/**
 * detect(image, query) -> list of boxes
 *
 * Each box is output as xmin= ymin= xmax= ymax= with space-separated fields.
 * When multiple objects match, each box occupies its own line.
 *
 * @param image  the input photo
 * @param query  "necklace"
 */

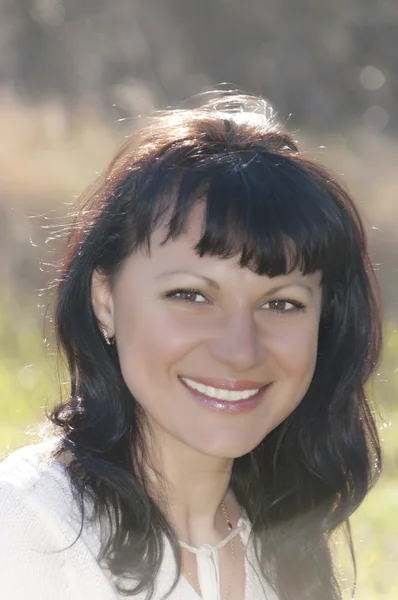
xmin=185 ymin=500 xmax=235 ymax=599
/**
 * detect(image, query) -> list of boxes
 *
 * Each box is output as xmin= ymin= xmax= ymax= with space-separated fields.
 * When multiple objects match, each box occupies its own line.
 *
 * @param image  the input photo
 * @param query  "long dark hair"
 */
xmin=49 ymin=93 xmax=382 ymax=600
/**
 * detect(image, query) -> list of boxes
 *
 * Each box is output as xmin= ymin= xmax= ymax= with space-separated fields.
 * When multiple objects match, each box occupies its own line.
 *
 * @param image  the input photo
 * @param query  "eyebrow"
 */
xmin=155 ymin=269 xmax=316 ymax=296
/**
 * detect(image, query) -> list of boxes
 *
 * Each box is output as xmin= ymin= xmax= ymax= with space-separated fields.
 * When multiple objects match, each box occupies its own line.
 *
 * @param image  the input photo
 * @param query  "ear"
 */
xmin=91 ymin=269 xmax=115 ymax=338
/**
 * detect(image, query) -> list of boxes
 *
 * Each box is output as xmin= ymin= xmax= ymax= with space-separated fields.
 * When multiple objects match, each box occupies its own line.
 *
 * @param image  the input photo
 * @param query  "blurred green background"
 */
xmin=0 ymin=1 xmax=397 ymax=598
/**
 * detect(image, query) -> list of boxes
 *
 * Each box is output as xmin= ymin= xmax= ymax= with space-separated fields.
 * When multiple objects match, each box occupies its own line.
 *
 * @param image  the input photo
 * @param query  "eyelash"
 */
xmin=163 ymin=288 xmax=307 ymax=313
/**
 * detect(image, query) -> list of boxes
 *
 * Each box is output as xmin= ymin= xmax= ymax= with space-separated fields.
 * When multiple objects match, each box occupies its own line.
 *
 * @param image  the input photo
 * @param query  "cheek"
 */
xmin=140 ymin=311 xmax=206 ymax=361
xmin=114 ymin=304 xmax=206 ymax=390
xmin=266 ymin=323 xmax=319 ymax=423
xmin=268 ymin=321 xmax=319 ymax=381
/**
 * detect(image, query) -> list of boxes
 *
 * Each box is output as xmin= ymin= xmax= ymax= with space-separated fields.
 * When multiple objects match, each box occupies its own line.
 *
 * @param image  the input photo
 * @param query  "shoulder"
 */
xmin=0 ymin=438 xmax=74 ymax=520
xmin=0 ymin=440 xmax=117 ymax=599
xmin=0 ymin=438 xmax=102 ymax=556
xmin=0 ymin=437 xmax=63 ymax=488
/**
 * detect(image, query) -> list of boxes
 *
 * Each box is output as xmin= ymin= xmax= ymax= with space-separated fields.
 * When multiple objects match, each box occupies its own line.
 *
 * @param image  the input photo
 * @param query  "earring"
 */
xmin=101 ymin=326 xmax=112 ymax=346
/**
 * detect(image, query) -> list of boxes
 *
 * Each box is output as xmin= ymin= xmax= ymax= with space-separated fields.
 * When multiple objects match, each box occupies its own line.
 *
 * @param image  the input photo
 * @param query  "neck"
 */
xmin=140 ymin=425 xmax=238 ymax=547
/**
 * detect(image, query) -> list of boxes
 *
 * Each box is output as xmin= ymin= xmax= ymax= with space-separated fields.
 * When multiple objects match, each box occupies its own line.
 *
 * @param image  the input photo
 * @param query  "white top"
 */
xmin=0 ymin=439 xmax=277 ymax=600
xmin=179 ymin=523 xmax=246 ymax=599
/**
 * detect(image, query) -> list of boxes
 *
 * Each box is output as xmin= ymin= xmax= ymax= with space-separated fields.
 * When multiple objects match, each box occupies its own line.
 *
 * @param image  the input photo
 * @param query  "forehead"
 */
xmin=153 ymin=202 xmax=206 ymax=248
xmin=139 ymin=204 xmax=218 ymax=273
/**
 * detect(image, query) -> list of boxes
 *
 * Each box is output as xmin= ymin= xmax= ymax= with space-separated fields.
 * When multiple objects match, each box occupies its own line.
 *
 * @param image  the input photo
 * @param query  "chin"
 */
xmin=193 ymin=438 xmax=263 ymax=460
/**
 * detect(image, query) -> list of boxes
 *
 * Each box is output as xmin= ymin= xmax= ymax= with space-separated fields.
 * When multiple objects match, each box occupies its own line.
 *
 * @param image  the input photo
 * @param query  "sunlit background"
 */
xmin=0 ymin=1 xmax=397 ymax=598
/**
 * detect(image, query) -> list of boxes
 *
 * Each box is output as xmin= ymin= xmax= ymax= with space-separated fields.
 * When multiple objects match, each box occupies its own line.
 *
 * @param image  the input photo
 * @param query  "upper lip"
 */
xmin=179 ymin=376 xmax=266 ymax=391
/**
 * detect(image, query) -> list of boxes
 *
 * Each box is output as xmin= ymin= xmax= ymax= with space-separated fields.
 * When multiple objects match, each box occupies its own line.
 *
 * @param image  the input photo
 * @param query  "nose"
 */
xmin=207 ymin=310 xmax=267 ymax=373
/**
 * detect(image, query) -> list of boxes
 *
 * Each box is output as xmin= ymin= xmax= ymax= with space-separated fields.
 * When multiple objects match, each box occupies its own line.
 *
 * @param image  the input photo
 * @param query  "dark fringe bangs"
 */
xmin=136 ymin=152 xmax=354 ymax=283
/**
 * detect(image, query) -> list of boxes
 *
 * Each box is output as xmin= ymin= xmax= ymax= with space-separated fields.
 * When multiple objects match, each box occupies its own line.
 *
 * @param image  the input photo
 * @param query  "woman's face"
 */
xmin=92 ymin=204 xmax=323 ymax=459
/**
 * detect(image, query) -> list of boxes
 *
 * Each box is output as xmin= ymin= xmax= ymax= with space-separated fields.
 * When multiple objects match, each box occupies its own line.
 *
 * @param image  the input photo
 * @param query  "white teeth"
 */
xmin=181 ymin=377 xmax=260 ymax=401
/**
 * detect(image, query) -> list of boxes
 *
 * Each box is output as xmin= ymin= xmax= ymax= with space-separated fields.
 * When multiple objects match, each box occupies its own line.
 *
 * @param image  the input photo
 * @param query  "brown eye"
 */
xmin=263 ymin=299 xmax=305 ymax=312
xmin=165 ymin=289 xmax=207 ymax=303
xmin=178 ymin=291 xmax=201 ymax=303
xmin=269 ymin=300 xmax=288 ymax=311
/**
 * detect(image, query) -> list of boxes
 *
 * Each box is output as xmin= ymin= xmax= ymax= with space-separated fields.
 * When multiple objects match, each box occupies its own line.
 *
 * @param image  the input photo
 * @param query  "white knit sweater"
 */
xmin=0 ymin=439 xmax=277 ymax=600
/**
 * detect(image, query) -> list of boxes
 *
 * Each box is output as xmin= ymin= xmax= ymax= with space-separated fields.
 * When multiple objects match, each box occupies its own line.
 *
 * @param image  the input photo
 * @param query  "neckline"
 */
xmin=178 ymin=509 xmax=251 ymax=553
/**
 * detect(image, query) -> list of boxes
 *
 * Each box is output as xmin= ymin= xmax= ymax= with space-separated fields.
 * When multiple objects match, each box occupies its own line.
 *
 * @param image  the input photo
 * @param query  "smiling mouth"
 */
xmin=179 ymin=376 xmax=264 ymax=402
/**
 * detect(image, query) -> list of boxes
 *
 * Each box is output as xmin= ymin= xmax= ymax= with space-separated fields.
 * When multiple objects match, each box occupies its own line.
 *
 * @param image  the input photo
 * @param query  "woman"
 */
xmin=0 ymin=92 xmax=382 ymax=600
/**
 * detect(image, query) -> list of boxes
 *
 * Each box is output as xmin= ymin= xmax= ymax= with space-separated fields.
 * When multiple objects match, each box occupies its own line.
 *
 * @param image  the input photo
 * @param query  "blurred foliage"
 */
xmin=0 ymin=297 xmax=397 ymax=599
xmin=0 ymin=0 xmax=397 ymax=133
xmin=0 ymin=300 xmax=56 ymax=450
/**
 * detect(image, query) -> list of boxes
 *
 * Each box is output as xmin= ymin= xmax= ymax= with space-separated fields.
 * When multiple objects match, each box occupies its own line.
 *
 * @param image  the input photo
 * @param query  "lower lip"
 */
xmin=180 ymin=380 xmax=270 ymax=414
